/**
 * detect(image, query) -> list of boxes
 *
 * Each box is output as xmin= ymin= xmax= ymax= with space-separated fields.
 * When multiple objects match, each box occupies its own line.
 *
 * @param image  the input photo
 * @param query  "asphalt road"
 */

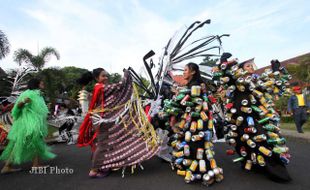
xmin=0 ymin=140 xmax=309 ymax=190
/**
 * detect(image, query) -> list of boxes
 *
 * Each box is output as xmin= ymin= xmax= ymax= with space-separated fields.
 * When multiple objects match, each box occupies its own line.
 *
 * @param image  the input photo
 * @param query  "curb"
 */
xmin=281 ymin=130 xmax=310 ymax=143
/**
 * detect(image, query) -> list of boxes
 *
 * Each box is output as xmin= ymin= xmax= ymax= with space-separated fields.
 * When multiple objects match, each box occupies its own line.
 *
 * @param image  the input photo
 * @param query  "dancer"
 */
xmin=0 ymin=78 xmax=56 ymax=174
xmin=77 ymin=68 xmax=159 ymax=178
xmin=55 ymin=104 xmax=76 ymax=145
xmin=160 ymin=63 xmax=224 ymax=186
xmin=214 ymin=53 xmax=291 ymax=182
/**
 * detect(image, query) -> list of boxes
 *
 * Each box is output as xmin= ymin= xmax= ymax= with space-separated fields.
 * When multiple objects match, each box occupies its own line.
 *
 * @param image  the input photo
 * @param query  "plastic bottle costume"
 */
xmin=78 ymin=70 xmax=159 ymax=176
xmin=160 ymin=83 xmax=224 ymax=186
xmin=213 ymin=53 xmax=291 ymax=181
xmin=0 ymin=89 xmax=56 ymax=164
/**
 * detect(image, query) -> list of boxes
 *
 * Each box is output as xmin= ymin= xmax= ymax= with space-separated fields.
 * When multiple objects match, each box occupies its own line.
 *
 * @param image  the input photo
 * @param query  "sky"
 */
xmin=0 ymin=0 xmax=309 ymax=74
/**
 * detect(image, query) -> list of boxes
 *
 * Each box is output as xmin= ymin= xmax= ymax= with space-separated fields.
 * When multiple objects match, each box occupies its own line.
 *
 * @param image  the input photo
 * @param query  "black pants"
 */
xmin=59 ymin=122 xmax=74 ymax=137
xmin=293 ymin=107 xmax=308 ymax=133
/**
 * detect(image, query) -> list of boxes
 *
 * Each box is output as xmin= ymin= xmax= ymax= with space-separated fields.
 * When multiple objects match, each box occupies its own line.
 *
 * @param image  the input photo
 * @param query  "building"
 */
xmin=170 ymin=73 xmax=187 ymax=86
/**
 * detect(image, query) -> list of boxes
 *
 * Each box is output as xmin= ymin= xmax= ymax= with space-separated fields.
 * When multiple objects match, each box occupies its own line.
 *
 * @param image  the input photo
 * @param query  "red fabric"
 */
xmin=77 ymin=83 xmax=104 ymax=150
xmin=144 ymin=105 xmax=151 ymax=122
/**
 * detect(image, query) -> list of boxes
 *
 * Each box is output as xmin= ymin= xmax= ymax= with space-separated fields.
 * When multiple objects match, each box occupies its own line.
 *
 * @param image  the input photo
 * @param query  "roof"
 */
xmin=254 ymin=52 xmax=310 ymax=87
xmin=171 ymin=74 xmax=187 ymax=86
xmin=254 ymin=52 xmax=310 ymax=75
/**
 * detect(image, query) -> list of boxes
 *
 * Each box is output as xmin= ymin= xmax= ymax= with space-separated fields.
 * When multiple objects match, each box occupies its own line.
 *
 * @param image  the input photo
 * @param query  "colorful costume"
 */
xmin=0 ymin=89 xmax=55 ymax=164
xmin=213 ymin=53 xmax=291 ymax=181
xmin=160 ymin=82 xmax=224 ymax=186
xmin=78 ymin=71 xmax=159 ymax=174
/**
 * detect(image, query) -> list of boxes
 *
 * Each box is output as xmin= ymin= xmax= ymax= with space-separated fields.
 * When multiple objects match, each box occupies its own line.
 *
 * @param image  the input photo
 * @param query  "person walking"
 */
xmin=288 ymin=86 xmax=309 ymax=133
xmin=0 ymin=78 xmax=56 ymax=174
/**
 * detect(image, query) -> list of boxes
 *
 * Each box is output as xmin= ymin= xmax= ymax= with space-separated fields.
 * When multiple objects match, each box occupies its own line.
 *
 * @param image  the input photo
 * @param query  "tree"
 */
xmin=61 ymin=66 xmax=89 ymax=98
xmin=37 ymin=66 xmax=125 ymax=101
xmin=275 ymin=96 xmax=290 ymax=113
xmin=199 ymin=56 xmax=218 ymax=67
xmin=108 ymin=73 xmax=122 ymax=83
xmin=37 ymin=67 xmax=65 ymax=101
xmin=0 ymin=30 xmax=10 ymax=60
xmin=135 ymin=76 xmax=150 ymax=96
xmin=287 ymin=55 xmax=310 ymax=86
xmin=13 ymin=47 xmax=60 ymax=71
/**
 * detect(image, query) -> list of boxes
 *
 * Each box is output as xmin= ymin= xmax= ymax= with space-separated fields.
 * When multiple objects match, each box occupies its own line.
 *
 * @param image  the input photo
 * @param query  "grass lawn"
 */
xmin=280 ymin=121 xmax=310 ymax=132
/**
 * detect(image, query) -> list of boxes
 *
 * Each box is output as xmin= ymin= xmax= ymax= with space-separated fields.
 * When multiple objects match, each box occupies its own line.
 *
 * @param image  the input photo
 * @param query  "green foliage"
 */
xmin=37 ymin=67 xmax=65 ymax=102
xmin=0 ymin=30 xmax=10 ymax=60
xmin=13 ymin=47 xmax=60 ymax=71
xmin=287 ymin=55 xmax=310 ymax=85
xmin=281 ymin=116 xmax=295 ymax=123
xmin=83 ymin=72 xmax=123 ymax=93
xmin=60 ymin=66 xmax=89 ymax=98
xmin=275 ymin=96 xmax=290 ymax=113
xmin=13 ymin=49 xmax=32 ymax=65
xmin=36 ymin=66 xmax=89 ymax=102
xmin=2 ymin=60 xmax=125 ymax=104
xmin=33 ymin=66 xmax=125 ymax=103
xmin=136 ymin=76 xmax=150 ymax=95
xmin=108 ymin=73 xmax=122 ymax=83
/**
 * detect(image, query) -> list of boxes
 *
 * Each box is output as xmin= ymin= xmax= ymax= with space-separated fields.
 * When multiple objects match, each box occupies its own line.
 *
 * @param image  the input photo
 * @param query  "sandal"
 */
xmin=89 ymin=169 xmax=110 ymax=178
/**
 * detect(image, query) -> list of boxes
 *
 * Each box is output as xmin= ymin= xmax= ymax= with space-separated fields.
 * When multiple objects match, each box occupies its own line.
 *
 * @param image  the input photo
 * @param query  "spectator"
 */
xmin=288 ymin=86 xmax=310 ymax=133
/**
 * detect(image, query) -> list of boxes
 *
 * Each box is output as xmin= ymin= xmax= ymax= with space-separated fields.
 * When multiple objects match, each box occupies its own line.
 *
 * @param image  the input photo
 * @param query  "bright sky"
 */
xmin=1 ymin=0 xmax=309 ymax=74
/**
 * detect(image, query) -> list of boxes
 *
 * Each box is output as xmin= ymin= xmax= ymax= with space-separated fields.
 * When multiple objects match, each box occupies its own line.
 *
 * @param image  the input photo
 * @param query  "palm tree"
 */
xmin=13 ymin=47 xmax=60 ymax=71
xmin=0 ymin=30 xmax=10 ymax=60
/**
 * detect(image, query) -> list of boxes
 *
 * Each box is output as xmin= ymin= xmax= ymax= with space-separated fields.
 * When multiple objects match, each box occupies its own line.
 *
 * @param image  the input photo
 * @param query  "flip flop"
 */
xmin=89 ymin=169 xmax=110 ymax=178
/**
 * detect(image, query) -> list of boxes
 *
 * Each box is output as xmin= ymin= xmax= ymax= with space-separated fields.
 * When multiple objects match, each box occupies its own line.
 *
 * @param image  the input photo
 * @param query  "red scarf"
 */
xmin=77 ymin=83 xmax=104 ymax=150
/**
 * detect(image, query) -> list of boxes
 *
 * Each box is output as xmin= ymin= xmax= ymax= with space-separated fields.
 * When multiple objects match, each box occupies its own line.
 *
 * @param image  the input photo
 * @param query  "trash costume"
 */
xmin=213 ymin=53 xmax=291 ymax=181
xmin=160 ymin=83 xmax=224 ymax=185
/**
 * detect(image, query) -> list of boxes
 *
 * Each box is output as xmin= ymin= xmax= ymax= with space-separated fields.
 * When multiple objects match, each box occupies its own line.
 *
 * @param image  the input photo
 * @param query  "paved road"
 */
xmin=0 ymin=141 xmax=309 ymax=190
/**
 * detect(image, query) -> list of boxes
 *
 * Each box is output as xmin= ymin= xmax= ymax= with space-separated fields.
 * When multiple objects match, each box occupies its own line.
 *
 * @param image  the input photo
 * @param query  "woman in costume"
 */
xmin=77 ymin=68 xmax=159 ymax=178
xmin=160 ymin=63 xmax=224 ymax=186
xmin=0 ymin=78 xmax=56 ymax=174
xmin=77 ymin=68 xmax=110 ymax=177
xmin=214 ymin=53 xmax=291 ymax=182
